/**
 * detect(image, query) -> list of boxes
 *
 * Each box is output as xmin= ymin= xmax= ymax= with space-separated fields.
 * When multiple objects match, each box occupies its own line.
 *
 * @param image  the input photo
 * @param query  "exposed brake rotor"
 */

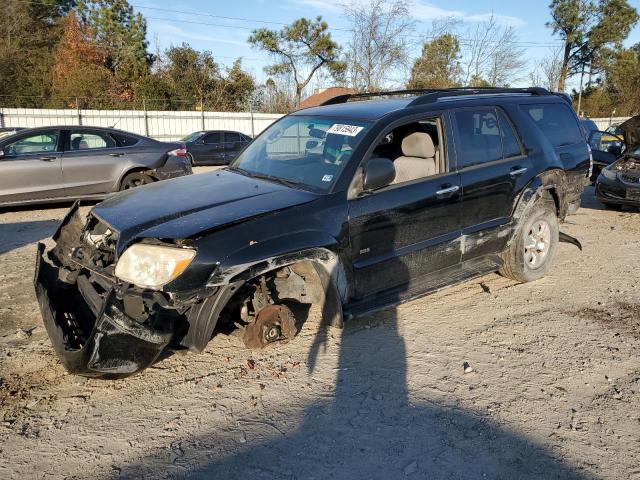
xmin=242 ymin=304 xmax=297 ymax=349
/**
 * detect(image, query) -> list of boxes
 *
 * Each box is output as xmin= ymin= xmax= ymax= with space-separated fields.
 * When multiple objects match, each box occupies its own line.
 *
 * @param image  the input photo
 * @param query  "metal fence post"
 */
xmin=200 ymin=99 xmax=205 ymax=130
xmin=249 ymin=101 xmax=255 ymax=138
xmin=0 ymin=108 xmax=4 ymax=128
xmin=75 ymin=97 xmax=82 ymax=125
xmin=143 ymin=98 xmax=149 ymax=137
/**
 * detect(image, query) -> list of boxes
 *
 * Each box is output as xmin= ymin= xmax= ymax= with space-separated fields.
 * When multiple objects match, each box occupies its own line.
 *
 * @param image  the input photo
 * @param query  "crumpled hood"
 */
xmin=620 ymin=115 xmax=640 ymax=150
xmin=91 ymin=169 xmax=318 ymax=253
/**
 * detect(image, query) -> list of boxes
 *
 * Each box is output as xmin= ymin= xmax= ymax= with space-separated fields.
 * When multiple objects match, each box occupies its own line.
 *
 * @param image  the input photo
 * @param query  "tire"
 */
xmin=186 ymin=152 xmax=195 ymax=167
xmin=499 ymin=195 xmax=559 ymax=283
xmin=120 ymin=172 xmax=153 ymax=191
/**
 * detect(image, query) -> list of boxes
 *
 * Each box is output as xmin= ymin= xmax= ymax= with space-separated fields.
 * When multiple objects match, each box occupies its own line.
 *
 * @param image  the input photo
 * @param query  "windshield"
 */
xmin=181 ymin=132 xmax=205 ymax=142
xmin=230 ymin=115 xmax=371 ymax=192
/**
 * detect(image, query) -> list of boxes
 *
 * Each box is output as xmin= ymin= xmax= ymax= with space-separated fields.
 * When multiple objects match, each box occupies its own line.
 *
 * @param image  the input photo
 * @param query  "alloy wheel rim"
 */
xmin=524 ymin=219 xmax=551 ymax=268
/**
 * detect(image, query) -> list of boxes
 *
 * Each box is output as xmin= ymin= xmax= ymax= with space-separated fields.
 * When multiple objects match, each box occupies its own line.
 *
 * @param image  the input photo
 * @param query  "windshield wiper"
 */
xmin=231 ymin=168 xmax=304 ymax=189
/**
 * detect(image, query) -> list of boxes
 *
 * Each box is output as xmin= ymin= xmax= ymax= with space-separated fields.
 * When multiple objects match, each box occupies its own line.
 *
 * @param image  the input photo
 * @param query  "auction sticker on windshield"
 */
xmin=327 ymin=124 xmax=365 ymax=136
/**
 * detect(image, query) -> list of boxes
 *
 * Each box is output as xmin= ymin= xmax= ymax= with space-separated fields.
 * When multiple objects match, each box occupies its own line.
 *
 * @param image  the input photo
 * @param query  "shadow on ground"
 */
xmin=114 ymin=215 xmax=590 ymax=480
xmin=579 ymin=185 xmax=639 ymax=213
xmin=0 ymin=220 xmax=60 ymax=254
xmin=114 ymin=309 xmax=590 ymax=480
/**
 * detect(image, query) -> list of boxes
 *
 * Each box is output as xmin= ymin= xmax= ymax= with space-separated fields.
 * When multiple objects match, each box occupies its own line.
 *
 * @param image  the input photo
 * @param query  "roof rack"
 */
xmin=320 ymin=87 xmax=551 ymax=107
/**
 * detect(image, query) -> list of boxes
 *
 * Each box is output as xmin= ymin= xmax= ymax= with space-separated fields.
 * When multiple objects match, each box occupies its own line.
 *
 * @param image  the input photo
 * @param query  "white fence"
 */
xmin=589 ymin=117 xmax=629 ymax=130
xmin=0 ymin=107 xmax=629 ymax=142
xmin=0 ymin=108 xmax=284 ymax=141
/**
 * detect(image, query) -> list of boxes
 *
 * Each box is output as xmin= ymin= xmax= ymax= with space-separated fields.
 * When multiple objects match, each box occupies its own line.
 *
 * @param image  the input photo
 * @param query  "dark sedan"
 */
xmin=0 ymin=126 xmax=191 ymax=207
xmin=595 ymin=115 xmax=640 ymax=210
xmin=181 ymin=130 xmax=251 ymax=166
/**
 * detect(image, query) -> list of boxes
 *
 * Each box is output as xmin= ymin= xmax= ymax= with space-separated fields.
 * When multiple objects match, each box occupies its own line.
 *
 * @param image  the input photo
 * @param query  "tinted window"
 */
xmin=203 ymin=132 xmax=222 ymax=144
xmin=498 ymin=110 xmax=522 ymax=158
xmin=522 ymin=103 xmax=582 ymax=147
xmin=69 ymin=131 xmax=116 ymax=150
xmin=241 ymin=134 xmax=252 ymax=142
xmin=225 ymin=132 xmax=241 ymax=143
xmin=4 ymin=132 xmax=59 ymax=156
xmin=112 ymin=133 xmax=138 ymax=147
xmin=455 ymin=109 xmax=503 ymax=167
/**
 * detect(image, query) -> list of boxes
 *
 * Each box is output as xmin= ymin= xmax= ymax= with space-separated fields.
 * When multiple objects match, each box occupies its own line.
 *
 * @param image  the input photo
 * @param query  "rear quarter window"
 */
xmin=522 ymin=103 xmax=583 ymax=148
xmin=112 ymin=133 xmax=139 ymax=147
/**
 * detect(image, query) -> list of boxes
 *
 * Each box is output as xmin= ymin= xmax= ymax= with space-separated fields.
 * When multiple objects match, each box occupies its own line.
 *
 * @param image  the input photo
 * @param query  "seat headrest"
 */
xmin=401 ymin=132 xmax=435 ymax=158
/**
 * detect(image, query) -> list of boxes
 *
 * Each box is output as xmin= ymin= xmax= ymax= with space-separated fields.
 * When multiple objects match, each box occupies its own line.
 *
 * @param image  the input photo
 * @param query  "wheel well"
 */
xmin=119 ymin=167 xmax=156 ymax=188
xmin=545 ymin=187 xmax=561 ymax=217
xmin=216 ymin=260 xmax=343 ymax=338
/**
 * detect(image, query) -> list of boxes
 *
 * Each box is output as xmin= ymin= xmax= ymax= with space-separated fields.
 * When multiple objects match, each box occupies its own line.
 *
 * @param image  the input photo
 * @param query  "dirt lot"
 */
xmin=1 ymin=179 xmax=639 ymax=480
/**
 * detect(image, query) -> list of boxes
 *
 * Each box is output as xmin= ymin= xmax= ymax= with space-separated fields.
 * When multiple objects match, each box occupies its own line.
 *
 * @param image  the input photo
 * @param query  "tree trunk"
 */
xmin=558 ymin=43 xmax=571 ymax=92
xmin=295 ymin=85 xmax=302 ymax=108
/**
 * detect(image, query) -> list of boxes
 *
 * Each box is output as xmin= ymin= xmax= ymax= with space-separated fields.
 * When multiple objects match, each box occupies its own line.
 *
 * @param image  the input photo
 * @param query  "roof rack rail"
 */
xmin=320 ymin=87 xmax=551 ymax=107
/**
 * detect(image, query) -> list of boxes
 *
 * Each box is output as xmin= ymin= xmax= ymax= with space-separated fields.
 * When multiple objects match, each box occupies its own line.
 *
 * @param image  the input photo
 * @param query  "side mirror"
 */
xmin=363 ymin=157 xmax=395 ymax=192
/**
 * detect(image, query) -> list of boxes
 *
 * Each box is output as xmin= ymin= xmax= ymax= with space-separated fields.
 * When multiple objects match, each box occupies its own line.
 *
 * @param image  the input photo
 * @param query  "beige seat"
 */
xmin=392 ymin=132 xmax=437 ymax=184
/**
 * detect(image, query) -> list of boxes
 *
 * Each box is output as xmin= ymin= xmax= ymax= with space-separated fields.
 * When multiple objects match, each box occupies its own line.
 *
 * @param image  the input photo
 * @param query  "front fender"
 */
xmin=179 ymin=232 xmax=349 ymax=352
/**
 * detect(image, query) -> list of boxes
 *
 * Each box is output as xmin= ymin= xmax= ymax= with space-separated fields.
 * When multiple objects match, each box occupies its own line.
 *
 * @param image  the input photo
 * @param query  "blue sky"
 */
xmin=137 ymin=0 xmax=640 ymax=89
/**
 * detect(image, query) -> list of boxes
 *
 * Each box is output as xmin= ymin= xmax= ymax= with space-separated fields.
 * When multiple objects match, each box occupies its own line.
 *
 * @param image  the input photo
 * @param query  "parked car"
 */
xmin=181 ymin=130 xmax=252 ymax=166
xmin=588 ymin=129 xmax=625 ymax=182
xmin=0 ymin=126 xmax=192 ymax=207
xmin=35 ymin=87 xmax=590 ymax=377
xmin=581 ymin=118 xmax=599 ymax=137
xmin=0 ymin=127 xmax=25 ymax=139
xmin=595 ymin=115 xmax=640 ymax=209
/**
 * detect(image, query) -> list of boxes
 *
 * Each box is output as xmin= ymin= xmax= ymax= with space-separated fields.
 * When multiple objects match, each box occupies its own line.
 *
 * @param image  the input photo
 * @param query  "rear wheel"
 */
xmin=500 ymin=195 xmax=559 ymax=283
xmin=120 ymin=172 xmax=153 ymax=190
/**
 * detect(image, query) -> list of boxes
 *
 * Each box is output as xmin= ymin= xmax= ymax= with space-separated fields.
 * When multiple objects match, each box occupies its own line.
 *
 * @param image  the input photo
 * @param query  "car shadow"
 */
xmin=111 ymin=215 xmax=592 ymax=479
xmin=578 ymin=186 xmax=606 ymax=211
xmin=115 ymin=308 xmax=591 ymax=480
xmin=0 ymin=220 xmax=61 ymax=254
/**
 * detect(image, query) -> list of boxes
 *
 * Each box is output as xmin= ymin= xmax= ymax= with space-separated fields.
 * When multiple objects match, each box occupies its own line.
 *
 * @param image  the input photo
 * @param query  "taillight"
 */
xmin=168 ymin=147 xmax=187 ymax=157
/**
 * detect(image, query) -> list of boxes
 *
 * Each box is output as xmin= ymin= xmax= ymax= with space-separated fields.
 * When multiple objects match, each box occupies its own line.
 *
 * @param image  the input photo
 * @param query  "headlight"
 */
xmin=114 ymin=244 xmax=196 ymax=289
xmin=601 ymin=166 xmax=617 ymax=180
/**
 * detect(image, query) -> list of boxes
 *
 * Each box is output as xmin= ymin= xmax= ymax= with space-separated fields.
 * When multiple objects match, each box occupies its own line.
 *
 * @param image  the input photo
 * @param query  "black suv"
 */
xmin=35 ymin=88 xmax=590 ymax=377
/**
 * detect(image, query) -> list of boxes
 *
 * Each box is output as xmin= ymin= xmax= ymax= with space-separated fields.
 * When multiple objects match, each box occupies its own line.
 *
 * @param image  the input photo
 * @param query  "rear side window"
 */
xmin=112 ymin=133 xmax=139 ymax=147
xmin=522 ymin=103 xmax=583 ymax=147
xmin=455 ymin=109 xmax=503 ymax=167
xmin=498 ymin=110 xmax=522 ymax=158
xmin=225 ymin=132 xmax=241 ymax=143
xmin=203 ymin=132 xmax=222 ymax=144
xmin=69 ymin=131 xmax=116 ymax=150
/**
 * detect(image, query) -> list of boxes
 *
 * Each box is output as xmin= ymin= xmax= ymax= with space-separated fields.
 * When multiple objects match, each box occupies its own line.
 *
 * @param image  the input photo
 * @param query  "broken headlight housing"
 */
xmin=114 ymin=244 xmax=196 ymax=289
xmin=601 ymin=165 xmax=617 ymax=181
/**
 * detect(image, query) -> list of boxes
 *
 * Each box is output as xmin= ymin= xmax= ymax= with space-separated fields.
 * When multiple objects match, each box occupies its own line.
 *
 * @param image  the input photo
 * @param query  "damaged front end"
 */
xmin=34 ymin=203 xmax=179 ymax=378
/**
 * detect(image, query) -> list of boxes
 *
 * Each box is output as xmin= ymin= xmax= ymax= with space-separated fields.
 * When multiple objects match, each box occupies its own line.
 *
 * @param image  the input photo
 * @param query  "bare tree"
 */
xmin=460 ymin=14 xmax=526 ymax=87
xmin=342 ymin=0 xmax=415 ymax=91
xmin=529 ymin=48 xmax=564 ymax=91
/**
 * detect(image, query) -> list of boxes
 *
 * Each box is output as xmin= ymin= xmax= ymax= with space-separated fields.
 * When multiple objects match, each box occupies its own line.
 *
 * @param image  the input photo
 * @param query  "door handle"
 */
xmin=109 ymin=153 xmax=125 ymax=157
xmin=510 ymin=167 xmax=528 ymax=177
xmin=436 ymin=185 xmax=460 ymax=197
xmin=39 ymin=156 xmax=56 ymax=161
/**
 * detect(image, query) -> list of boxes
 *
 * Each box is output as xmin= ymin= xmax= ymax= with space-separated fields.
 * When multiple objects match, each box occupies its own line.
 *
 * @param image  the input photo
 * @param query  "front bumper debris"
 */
xmin=35 ymin=243 xmax=172 ymax=378
xmin=596 ymin=175 xmax=640 ymax=206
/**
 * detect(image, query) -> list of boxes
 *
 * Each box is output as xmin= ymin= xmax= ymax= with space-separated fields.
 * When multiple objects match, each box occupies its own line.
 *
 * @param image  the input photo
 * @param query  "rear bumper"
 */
xmin=34 ymin=243 xmax=172 ymax=378
xmin=155 ymin=155 xmax=192 ymax=180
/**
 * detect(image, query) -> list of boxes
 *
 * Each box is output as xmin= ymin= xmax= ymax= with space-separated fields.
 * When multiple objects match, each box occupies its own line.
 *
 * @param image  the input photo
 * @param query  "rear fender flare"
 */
xmin=508 ymin=169 xmax=567 ymax=246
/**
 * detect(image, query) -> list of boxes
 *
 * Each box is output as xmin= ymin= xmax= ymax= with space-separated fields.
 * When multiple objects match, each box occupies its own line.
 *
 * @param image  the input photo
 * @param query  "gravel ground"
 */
xmin=0 ymin=178 xmax=639 ymax=480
